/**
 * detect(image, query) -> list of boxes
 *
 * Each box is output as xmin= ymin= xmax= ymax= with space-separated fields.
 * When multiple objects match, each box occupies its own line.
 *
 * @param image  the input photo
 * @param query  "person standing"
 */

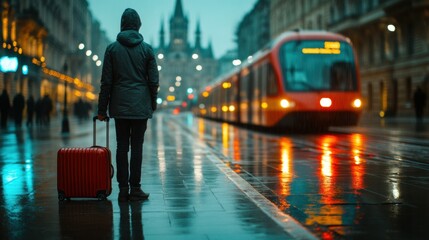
xmin=0 ymin=89 xmax=11 ymax=129
xmin=97 ymin=8 xmax=159 ymax=202
xmin=13 ymin=92 xmax=25 ymax=128
xmin=413 ymin=86 xmax=427 ymax=122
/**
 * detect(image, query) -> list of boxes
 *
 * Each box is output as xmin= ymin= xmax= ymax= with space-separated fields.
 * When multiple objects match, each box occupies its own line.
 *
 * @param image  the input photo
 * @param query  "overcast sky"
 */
xmin=87 ymin=0 xmax=258 ymax=58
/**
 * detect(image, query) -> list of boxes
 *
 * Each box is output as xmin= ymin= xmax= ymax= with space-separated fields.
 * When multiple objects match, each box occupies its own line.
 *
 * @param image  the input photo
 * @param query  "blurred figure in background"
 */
xmin=0 ymin=89 xmax=10 ymax=129
xmin=42 ymin=94 xmax=53 ymax=126
xmin=413 ymin=86 xmax=427 ymax=122
xmin=26 ymin=95 xmax=35 ymax=127
xmin=13 ymin=92 xmax=25 ymax=128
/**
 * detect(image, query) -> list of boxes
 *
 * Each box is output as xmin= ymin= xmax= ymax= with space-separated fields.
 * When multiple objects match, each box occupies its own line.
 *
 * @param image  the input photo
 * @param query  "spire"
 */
xmin=206 ymin=39 xmax=214 ymax=58
xmin=174 ymin=0 xmax=184 ymax=18
xmin=195 ymin=19 xmax=201 ymax=50
xmin=169 ymin=0 xmax=188 ymax=51
xmin=159 ymin=18 xmax=165 ymax=49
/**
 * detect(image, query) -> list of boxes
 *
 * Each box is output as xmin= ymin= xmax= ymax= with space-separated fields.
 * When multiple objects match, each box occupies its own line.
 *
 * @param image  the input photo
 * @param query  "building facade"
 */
xmin=269 ymin=0 xmax=429 ymax=118
xmin=236 ymin=0 xmax=270 ymax=61
xmin=0 ymin=0 xmax=108 ymax=118
xmin=155 ymin=0 xmax=217 ymax=105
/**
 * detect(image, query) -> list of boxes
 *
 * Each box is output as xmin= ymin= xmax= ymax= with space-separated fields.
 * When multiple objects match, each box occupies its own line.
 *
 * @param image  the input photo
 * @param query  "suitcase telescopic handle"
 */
xmin=93 ymin=116 xmax=110 ymax=148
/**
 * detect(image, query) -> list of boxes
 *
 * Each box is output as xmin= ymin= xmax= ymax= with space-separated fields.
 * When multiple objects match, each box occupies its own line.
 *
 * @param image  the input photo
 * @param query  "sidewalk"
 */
xmin=331 ymin=114 xmax=429 ymax=139
xmin=0 ymin=113 xmax=317 ymax=240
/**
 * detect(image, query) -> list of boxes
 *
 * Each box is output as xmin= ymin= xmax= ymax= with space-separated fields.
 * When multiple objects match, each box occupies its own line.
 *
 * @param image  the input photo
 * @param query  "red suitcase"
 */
xmin=57 ymin=117 xmax=113 ymax=201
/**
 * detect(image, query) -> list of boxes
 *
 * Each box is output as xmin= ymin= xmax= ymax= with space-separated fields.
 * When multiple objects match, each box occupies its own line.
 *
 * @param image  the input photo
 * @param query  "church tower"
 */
xmin=156 ymin=0 xmax=218 ymax=104
xmin=169 ymin=0 xmax=188 ymax=52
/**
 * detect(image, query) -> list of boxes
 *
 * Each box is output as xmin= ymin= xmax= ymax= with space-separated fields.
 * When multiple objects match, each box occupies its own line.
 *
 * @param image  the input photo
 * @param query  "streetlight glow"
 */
xmin=232 ymin=59 xmax=241 ymax=66
xmin=158 ymin=53 xmax=164 ymax=59
xmin=92 ymin=55 xmax=98 ymax=61
xmin=196 ymin=65 xmax=203 ymax=71
xmin=78 ymin=43 xmax=85 ymax=50
xmin=387 ymin=24 xmax=396 ymax=32
xmin=86 ymin=50 xmax=92 ymax=56
xmin=192 ymin=53 xmax=199 ymax=59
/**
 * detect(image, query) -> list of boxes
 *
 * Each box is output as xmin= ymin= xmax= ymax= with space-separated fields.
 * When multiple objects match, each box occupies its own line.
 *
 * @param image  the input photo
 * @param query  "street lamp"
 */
xmin=61 ymin=62 xmax=70 ymax=133
xmin=232 ymin=59 xmax=242 ymax=66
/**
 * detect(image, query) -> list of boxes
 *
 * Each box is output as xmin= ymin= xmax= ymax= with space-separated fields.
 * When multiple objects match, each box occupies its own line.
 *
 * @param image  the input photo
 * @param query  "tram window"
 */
xmin=279 ymin=40 xmax=357 ymax=92
xmin=330 ymin=61 xmax=354 ymax=90
xmin=241 ymin=75 xmax=248 ymax=100
xmin=266 ymin=64 xmax=278 ymax=96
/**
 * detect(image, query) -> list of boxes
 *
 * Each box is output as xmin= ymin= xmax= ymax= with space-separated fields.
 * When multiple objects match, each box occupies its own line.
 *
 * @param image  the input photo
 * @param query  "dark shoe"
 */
xmin=118 ymin=189 xmax=129 ymax=202
xmin=129 ymin=188 xmax=149 ymax=201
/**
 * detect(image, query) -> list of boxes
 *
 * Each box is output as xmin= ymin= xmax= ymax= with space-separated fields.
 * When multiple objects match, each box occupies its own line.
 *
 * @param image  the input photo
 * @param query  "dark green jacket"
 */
xmin=98 ymin=29 xmax=159 ymax=119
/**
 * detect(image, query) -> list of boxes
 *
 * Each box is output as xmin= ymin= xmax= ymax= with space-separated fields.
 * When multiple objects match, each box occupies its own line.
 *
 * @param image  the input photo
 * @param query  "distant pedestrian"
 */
xmin=42 ymin=94 xmax=53 ymax=126
xmin=0 ymin=89 xmax=11 ymax=129
xmin=413 ymin=86 xmax=427 ymax=122
xmin=97 ymin=8 xmax=159 ymax=202
xmin=26 ymin=95 xmax=35 ymax=127
xmin=35 ymin=98 xmax=43 ymax=126
xmin=13 ymin=92 xmax=25 ymax=128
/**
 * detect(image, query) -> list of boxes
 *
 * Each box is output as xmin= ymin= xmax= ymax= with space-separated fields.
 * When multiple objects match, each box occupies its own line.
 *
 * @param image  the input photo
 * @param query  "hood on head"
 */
xmin=121 ymin=8 xmax=141 ymax=31
xmin=117 ymin=30 xmax=144 ymax=47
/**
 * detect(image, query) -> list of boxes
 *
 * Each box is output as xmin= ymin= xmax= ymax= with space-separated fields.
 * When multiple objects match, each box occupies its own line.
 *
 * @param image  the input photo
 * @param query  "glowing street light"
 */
xmin=86 ymin=50 xmax=92 ymax=56
xmin=196 ymin=65 xmax=203 ymax=71
xmin=192 ymin=53 xmax=199 ymax=59
xmin=232 ymin=59 xmax=241 ymax=66
xmin=387 ymin=24 xmax=396 ymax=32
xmin=158 ymin=53 xmax=164 ymax=59
xmin=78 ymin=43 xmax=85 ymax=50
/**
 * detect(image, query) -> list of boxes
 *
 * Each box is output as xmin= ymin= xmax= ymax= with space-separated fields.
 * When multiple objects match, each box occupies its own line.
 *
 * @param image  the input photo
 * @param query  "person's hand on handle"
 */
xmin=97 ymin=114 xmax=108 ymax=121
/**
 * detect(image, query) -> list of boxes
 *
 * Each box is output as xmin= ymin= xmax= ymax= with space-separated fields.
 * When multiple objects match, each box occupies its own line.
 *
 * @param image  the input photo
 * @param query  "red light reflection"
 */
xmin=276 ymin=137 xmax=294 ymax=210
xmin=306 ymin=135 xmax=344 ymax=229
xmin=351 ymin=133 xmax=366 ymax=190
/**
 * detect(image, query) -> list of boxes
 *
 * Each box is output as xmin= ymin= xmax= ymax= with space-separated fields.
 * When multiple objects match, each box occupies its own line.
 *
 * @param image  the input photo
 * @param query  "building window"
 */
xmin=406 ymin=22 xmax=414 ymax=56
xmin=307 ymin=21 xmax=313 ymax=30
xmin=368 ymin=36 xmax=374 ymax=64
xmin=406 ymin=77 xmax=412 ymax=101
xmin=317 ymin=15 xmax=323 ymax=29
xmin=367 ymin=82 xmax=373 ymax=111
xmin=380 ymin=80 xmax=386 ymax=112
xmin=379 ymin=32 xmax=386 ymax=62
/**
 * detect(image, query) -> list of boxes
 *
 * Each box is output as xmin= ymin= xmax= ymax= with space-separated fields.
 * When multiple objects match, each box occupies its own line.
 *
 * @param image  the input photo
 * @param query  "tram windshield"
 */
xmin=279 ymin=40 xmax=358 ymax=92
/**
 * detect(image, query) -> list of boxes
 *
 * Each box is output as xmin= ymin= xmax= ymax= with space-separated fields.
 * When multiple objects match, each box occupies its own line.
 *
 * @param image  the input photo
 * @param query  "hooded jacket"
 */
xmin=98 ymin=8 xmax=159 ymax=119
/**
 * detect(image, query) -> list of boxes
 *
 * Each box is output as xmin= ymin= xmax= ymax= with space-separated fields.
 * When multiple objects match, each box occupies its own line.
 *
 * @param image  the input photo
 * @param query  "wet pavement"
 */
xmin=1 ymin=113 xmax=429 ymax=239
xmin=178 ymin=113 xmax=429 ymax=239
xmin=0 ymin=115 xmax=310 ymax=240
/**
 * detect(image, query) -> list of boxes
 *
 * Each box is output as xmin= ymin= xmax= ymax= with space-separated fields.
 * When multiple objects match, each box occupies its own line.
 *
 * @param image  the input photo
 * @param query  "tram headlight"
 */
xmin=320 ymin=98 xmax=332 ymax=108
xmin=280 ymin=99 xmax=295 ymax=108
xmin=352 ymin=99 xmax=362 ymax=108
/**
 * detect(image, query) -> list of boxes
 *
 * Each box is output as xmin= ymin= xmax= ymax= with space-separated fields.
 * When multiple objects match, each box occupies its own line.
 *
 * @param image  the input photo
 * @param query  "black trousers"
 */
xmin=115 ymin=118 xmax=148 ymax=189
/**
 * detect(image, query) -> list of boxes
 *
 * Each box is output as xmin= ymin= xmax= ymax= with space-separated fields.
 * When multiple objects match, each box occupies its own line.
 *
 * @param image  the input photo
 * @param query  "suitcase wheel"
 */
xmin=58 ymin=192 xmax=66 ymax=201
xmin=97 ymin=193 xmax=107 ymax=201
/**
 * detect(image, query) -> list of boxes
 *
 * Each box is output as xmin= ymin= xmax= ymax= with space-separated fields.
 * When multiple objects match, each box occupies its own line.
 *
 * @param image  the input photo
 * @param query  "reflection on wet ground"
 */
xmin=178 ymin=113 xmax=429 ymax=239
xmin=0 ymin=116 xmax=296 ymax=239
